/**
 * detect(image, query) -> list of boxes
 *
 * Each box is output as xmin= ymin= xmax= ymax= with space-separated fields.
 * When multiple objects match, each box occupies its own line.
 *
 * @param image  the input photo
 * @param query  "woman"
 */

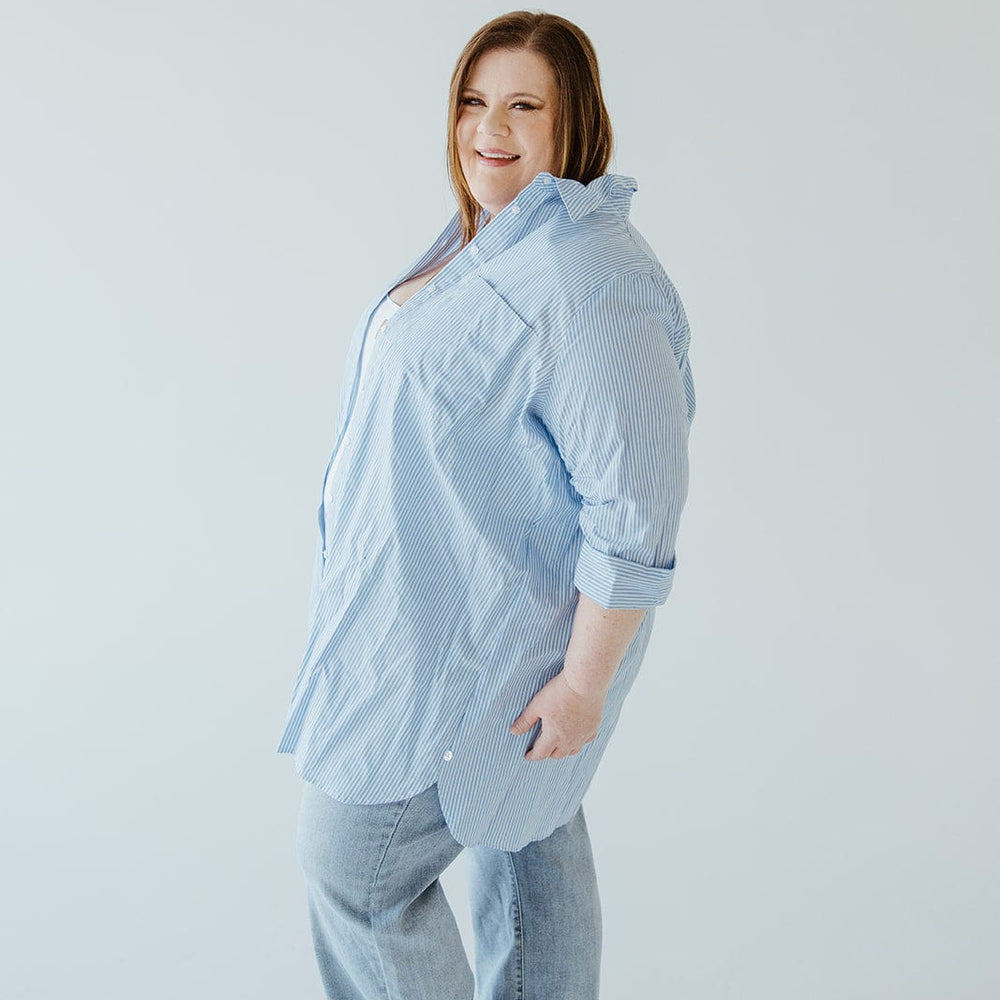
xmin=277 ymin=10 xmax=696 ymax=999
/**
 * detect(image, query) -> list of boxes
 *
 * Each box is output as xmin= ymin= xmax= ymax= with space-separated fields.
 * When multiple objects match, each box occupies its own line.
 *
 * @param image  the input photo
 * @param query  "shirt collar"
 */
xmin=549 ymin=171 xmax=639 ymax=221
xmin=384 ymin=172 xmax=639 ymax=298
xmin=487 ymin=171 xmax=639 ymax=223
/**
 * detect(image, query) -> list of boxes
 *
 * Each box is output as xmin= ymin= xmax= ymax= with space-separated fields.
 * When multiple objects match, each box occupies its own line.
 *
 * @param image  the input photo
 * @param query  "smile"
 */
xmin=476 ymin=150 xmax=520 ymax=166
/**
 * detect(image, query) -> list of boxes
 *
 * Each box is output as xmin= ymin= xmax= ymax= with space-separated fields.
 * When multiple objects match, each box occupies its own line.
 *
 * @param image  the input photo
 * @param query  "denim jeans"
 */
xmin=295 ymin=778 xmax=602 ymax=999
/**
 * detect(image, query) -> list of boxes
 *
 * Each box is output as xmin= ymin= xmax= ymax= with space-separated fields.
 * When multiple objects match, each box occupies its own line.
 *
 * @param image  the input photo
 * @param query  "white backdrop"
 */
xmin=2 ymin=2 xmax=997 ymax=997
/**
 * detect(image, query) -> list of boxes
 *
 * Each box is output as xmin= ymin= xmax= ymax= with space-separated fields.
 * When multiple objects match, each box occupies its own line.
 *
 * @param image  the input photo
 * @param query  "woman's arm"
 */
xmin=509 ymin=593 xmax=646 ymax=760
xmin=511 ymin=270 xmax=691 ymax=760
xmin=561 ymin=592 xmax=646 ymax=698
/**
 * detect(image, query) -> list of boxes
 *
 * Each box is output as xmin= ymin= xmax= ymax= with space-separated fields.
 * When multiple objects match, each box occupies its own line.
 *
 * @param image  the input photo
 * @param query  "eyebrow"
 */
xmin=461 ymin=88 xmax=546 ymax=103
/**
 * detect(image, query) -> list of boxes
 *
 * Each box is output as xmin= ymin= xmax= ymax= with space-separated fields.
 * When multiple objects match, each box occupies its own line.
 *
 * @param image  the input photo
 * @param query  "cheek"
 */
xmin=529 ymin=129 xmax=555 ymax=164
xmin=457 ymin=117 xmax=477 ymax=146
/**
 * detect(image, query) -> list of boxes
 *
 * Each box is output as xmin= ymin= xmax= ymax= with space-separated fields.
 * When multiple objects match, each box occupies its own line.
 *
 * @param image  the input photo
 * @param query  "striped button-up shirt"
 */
xmin=276 ymin=171 xmax=696 ymax=850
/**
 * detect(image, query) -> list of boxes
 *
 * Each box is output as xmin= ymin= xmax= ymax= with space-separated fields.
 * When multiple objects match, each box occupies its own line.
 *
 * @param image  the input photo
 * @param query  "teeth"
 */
xmin=479 ymin=151 xmax=518 ymax=159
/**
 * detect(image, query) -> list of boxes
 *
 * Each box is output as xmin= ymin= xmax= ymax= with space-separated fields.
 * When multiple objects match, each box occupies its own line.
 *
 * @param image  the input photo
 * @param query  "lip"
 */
xmin=475 ymin=148 xmax=521 ymax=168
xmin=477 ymin=147 xmax=519 ymax=156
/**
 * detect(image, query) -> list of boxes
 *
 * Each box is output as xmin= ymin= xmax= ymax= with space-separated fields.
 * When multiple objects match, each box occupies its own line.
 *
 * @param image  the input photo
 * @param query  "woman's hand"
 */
xmin=509 ymin=671 xmax=606 ymax=761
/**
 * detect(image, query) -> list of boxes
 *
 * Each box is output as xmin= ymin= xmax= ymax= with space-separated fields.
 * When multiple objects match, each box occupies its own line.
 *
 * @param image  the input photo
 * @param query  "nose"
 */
xmin=477 ymin=104 xmax=510 ymax=137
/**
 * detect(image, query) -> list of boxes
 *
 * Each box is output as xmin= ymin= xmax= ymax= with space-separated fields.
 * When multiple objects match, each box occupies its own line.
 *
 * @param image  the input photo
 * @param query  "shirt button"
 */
xmin=322 ymin=548 xmax=328 ymax=559
xmin=442 ymin=749 xmax=453 ymax=761
xmin=469 ymin=244 xmax=480 ymax=255
xmin=426 ymin=283 xmax=435 ymax=293
xmin=510 ymin=204 xmax=521 ymax=215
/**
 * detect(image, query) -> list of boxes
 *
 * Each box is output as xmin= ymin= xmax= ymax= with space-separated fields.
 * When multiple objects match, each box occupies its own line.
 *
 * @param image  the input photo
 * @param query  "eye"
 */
xmin=458 ymin=97 xmax=539 ymax=111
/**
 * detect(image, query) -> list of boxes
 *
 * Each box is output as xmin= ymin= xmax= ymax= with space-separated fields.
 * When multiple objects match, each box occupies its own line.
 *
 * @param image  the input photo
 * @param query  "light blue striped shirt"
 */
xmin=276 ymin=171 xmax=696 ymax=850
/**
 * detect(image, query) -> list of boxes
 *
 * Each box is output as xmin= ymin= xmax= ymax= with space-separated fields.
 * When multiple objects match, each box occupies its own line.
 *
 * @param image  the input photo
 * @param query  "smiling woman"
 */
xmin=278 ymin=9 xmax=696 ymax=1000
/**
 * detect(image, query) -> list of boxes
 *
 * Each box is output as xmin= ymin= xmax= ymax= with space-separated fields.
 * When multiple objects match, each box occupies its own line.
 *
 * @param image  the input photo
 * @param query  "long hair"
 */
xmin=446 ymin=11 xmax=614 ymax=246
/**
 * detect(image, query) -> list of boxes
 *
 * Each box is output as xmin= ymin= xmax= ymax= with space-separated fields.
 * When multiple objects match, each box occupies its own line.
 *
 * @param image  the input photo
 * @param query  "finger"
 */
xmin=510 ymin=706 xmax=540 ymax=734
xmin=525 ymin=738 xmax=556 ymax=761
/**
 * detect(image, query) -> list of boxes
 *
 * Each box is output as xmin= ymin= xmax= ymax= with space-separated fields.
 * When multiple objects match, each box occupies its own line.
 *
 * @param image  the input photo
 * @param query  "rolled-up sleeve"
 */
xmin=536 ymin=269 xmax=694 ymax=609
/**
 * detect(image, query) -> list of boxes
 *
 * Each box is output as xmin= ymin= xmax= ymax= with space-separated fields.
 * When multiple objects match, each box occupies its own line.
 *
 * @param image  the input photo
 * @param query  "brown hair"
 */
xmin=446 ymin=11 xmax=614 ymax=246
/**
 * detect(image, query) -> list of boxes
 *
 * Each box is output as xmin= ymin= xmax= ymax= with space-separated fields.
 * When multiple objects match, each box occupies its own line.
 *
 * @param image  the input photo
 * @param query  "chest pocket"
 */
xmin=374 ymin=273 xmax=533 ymax=435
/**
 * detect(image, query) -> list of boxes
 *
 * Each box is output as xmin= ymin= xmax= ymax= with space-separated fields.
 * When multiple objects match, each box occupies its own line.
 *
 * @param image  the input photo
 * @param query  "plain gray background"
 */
xmin=2 ymin=1 xmax=997 ymax=997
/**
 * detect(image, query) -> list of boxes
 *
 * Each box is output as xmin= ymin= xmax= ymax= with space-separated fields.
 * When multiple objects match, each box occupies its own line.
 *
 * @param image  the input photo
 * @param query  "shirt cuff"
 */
xmin=574 ymin=538 xmax=676 ymax=609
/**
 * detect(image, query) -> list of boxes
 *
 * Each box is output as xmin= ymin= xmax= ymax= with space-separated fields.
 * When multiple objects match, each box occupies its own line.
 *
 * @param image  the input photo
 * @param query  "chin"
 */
xmin=473 ymin=179 xmax=518 ymax=207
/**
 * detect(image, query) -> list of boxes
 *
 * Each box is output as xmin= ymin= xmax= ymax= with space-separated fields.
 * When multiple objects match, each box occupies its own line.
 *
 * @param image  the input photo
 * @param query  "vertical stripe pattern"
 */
xmin=276 ymin=172 xmax=696 ymax=851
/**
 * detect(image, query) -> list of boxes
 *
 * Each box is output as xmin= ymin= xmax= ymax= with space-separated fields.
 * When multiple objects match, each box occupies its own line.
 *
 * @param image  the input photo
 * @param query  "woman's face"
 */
xmin=456 ymin=47 xmax=559 ymax=219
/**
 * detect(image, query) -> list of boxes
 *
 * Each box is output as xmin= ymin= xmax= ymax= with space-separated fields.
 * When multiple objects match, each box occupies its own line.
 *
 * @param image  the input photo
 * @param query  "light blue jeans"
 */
xmin=295 ymin=778 xmax=602 ymax=999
